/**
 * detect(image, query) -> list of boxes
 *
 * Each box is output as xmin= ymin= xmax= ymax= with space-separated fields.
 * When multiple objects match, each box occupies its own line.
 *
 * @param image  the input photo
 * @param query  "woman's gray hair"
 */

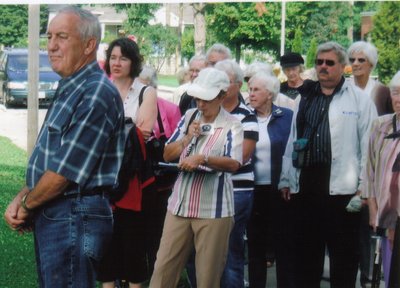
xmin=206 ymin=43 xmax=232 ymax=60
xmin=317 ymin=41 xmax=348 ymax=65
xmin=249 ymin=72 xmax=280 ymax=101
xmin=244 ymin=61 xmax=273 ymax=80
xmin=139 ymin=65 xmax=158 ymax=88
xmin=189 ymin=55 xmax=207 ymax=66
xmin=389 ymin=71 xmax=400 ymax=89
xmin=348 ymin=41 xmax=378 ymax=69
xmin=58 ymin=6 xmax=101 ymax=49
xmin=215 ymin=59 xmax=244 ymax=83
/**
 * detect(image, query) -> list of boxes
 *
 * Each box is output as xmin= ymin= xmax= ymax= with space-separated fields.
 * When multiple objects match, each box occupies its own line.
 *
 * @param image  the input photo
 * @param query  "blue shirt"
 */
xmin=26 ymin=61 xmax=125 ymax=194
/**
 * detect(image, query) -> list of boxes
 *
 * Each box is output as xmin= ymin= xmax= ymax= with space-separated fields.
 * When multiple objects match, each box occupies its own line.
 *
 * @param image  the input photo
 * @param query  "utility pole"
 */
xmin=27 ymin=4 xmax=40 ymax=157
xmin=280 ymin=0 xmax=286 ymax=56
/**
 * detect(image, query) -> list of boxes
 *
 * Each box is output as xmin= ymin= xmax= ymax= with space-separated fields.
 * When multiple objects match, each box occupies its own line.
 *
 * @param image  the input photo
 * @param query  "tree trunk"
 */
xmin=192 ymin=3 xmax=206 ymax=55
xmin=235 ymin=42 xmax=241 ymax=62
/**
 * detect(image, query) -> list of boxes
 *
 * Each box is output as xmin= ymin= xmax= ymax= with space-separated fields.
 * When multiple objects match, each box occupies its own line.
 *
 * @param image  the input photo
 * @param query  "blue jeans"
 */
xmin=221 ymin=189 xmax=254 ymax=288
xmin=33 ymin=194 xmax=113 ymax=288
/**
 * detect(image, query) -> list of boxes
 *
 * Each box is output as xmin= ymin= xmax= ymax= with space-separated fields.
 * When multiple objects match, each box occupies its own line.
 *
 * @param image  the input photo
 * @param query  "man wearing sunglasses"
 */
xmin=279 ymin=41 xmax=378 ymax=287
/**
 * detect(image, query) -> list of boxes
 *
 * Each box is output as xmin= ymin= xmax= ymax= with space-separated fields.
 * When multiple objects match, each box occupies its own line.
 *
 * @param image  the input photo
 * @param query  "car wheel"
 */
xmin=4 ymin=93 xmax=11 ymax=108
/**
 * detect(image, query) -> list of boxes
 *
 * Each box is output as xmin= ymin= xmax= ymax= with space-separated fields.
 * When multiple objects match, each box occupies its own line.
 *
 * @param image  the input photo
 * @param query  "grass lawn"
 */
xmin=158 ymin=74 xmax=179 ymax=88
xmin=0 ymin=136 xmax=37 ymax=287
xmin=0 ymin=136 xmax=191 ymax=288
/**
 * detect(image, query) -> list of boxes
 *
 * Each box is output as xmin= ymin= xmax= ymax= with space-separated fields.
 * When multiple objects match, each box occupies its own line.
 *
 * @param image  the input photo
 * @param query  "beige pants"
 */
xmin=149 ymin=212 xmax=234 ymax=288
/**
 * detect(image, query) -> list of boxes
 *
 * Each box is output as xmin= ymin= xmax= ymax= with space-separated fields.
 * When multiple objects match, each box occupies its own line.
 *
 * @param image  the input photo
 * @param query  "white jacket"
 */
xmin=278 ymin=80 xmax=378 ymax=195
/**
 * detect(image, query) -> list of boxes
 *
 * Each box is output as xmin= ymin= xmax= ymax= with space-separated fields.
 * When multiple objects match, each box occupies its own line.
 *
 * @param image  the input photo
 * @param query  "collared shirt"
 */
xmin=167 ymin=108 xmax=243 ymax=219
xmin=301 ymin=78 xmax=344 ymax=166
xmin=26 ymin=61 xmax=125 ymax=193
xmin=229 ymin=101 xmax=259 ymax=187
xmin=363 ymin=114 xmax=400 ymax=229
xmin=122 ymin=78 xmax=149 ymax=123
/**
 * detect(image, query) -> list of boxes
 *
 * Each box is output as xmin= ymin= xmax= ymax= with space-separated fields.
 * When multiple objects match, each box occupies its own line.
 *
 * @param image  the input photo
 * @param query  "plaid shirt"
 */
xmin=26 ymin=61 xmax=125 ymax=194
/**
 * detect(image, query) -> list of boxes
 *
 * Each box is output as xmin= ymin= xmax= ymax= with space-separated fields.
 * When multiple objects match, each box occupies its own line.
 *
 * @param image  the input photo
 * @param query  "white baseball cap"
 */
xmin=187 ymin=67 xmax=230 ymax=101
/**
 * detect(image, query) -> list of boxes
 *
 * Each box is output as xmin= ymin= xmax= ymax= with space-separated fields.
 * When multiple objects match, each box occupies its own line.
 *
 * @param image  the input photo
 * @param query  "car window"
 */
xmin=7 ymin=55 xmax=27 ymax=72
xmin=39 ymin=55 xmax=53 ymax=72
xmin=7 ymin=54 xmax=53 ymax=72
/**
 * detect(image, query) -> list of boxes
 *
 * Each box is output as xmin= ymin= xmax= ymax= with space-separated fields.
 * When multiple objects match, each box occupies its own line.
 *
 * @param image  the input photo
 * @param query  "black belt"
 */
xmin=63 ymin=186 xmax=111 ymax=198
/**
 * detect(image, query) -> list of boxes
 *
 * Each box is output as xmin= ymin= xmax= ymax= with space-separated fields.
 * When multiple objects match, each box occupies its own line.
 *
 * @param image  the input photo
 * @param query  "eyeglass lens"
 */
xmin=349 ymin=57 xmax=366 ymax=63
xmin=315 ymin=59 xmax=336 ymax=67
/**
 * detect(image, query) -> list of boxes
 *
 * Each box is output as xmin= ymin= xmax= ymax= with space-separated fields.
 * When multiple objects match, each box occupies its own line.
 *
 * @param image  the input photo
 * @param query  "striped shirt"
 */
xmin=166 ymin=108 xmax=243 ymax=218
xmin=363 ymin=114 xmax=400 ymax=229
xmin=301 ymin=79 xmax=344 ymax=166
xmin=26 ymin=61 xmax=125 ymax=194
xmin=229 ymin=102 xmax=259 ymax=189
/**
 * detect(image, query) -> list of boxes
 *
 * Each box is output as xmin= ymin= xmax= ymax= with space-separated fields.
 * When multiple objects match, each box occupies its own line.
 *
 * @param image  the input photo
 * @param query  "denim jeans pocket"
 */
xmin=77 ymin=196 xmax=113 ymax=261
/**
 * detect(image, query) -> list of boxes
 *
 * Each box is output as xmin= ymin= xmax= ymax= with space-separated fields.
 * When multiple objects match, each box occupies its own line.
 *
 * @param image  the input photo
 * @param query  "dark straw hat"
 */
xmin=280 ymin=52 xmax=304 ymax=68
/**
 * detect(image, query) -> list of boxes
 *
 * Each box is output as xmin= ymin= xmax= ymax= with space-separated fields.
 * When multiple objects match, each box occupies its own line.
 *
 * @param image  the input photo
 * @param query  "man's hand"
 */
xmin=4 ymin=188 xmax=29 ymax=230
xmin=280 ymin=187 xmax=291 ymax=201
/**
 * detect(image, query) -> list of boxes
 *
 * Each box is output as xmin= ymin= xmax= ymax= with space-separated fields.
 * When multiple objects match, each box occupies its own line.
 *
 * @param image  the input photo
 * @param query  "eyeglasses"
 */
xmin=315 ymin=59 xmax=336 ymax=67
xmin=349 ymin=57 xmax=367 ymax=64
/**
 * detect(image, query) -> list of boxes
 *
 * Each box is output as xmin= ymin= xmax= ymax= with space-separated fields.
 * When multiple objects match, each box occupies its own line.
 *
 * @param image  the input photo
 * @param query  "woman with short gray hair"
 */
xmin=247 ymin=72 xmax=293 ymax=288
xmin=348 ymin=41 xmax=392 ymax=116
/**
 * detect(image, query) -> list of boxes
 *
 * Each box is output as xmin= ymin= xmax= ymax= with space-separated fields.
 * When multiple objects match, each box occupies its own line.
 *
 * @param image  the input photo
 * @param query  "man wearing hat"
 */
xmin=280 ymin=52 xmax=310 ymax=100
xmin=150 ymin=68 xmax=244 ymax=288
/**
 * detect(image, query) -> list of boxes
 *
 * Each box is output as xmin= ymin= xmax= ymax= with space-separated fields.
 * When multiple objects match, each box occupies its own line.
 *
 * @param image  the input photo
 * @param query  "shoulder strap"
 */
xmin=185 ymin=109 xmax=199 ymax=135
xmin=138 ymin=86 xmax=148 ymax=107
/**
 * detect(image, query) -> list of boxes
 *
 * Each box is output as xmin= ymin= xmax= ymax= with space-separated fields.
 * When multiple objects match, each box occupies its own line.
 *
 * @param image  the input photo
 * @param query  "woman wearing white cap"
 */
xmin=150 ymin=68 xmax=244 ymax=288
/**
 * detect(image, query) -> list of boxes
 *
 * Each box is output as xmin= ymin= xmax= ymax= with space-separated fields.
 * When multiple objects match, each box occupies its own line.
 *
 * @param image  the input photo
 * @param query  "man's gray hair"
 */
xmin=58 ymin=6 xmax=101 ymax=49
xmin=347 ymin=41 xmax=378 ymax=69
xmin=206 ymin=43 xmax=232 ymax=60
xmin=317 ymin=41 xmax=348 ymax=65
xmin=389 ymin=71 xmax=400 ymax=89
xmin=249 ymin=72 xmax=280 ymax=102
xmin=215 ymin=59 xmax=244 ymax=83
xmin=189 ymin=55 xmax=207 ymax=67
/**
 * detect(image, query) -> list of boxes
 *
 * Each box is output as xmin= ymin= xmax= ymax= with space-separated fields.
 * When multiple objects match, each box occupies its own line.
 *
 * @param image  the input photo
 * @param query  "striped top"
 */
xmin=363 ymin=114 xmax=400 ymax=229
xmin=26 ymin=61 xmax=125 ymax=193
xmin=300 ymin=79 xmax=344 ymax=166
xmin=166 ymin=108 xmax=243 ymax=218
xmin=229 ymin=102 xmax=259 ymax=188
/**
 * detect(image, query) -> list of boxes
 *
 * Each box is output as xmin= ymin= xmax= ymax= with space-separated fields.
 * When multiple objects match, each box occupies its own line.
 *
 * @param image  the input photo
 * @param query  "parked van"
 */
xmin=0 ymin=49 xmax=60 ymax=107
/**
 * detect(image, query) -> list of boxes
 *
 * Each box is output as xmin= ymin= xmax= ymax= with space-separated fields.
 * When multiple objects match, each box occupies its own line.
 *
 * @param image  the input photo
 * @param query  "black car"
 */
xmin=0 ymin=49 xmax=60 ymax=107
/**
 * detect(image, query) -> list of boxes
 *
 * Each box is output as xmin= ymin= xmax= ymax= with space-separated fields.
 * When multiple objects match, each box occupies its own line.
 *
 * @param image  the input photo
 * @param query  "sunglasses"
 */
xmin=349 ymin=57 xmax=367 ymax=64
xmin=315 ymin=59 xmax=336 ymax=67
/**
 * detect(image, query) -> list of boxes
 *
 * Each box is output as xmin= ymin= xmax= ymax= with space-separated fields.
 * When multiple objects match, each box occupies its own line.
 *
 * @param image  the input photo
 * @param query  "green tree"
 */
xmin=206 ymin=2 xmax=281 ymax=61
xmin=371 ymin=1 xmax=400 ymax=84
xmin=0 ymin=5 xmax=28 ymax=47
xmin=291 ymin=28 xmax=303 ymax=54
xmin=181 ymin=27 xmax=195 ymax=61
xmin=306 ymin=38 xmax=317 ymax=69
xmin=0 ymin=5 xmax=49 ymax=48
xmin=140 ymin=24 xmax=178 ymax=72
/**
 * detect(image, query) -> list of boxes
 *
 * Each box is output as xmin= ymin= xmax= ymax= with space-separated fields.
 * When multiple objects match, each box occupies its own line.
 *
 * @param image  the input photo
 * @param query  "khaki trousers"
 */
xmin=149 ymin=212 xmax=234 ymax=288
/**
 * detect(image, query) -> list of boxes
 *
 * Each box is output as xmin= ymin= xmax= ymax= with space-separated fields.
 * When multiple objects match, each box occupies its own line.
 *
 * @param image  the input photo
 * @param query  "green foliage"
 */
xmin=138 ymin=24 xmax=179 ymax=72
xmin=306 ymin=38 xmax=318 ymax=69
xmin=206 ymin=2 xmax=281 ymax=61
xmin=291 ymin=28 xmax=303 ymax=54
xmin=0 ymin=5 xmax=28 ymax=47
xmin=0 ymin=137 xmax=37 ymax=287
xmin=0 ymin=5 xmax=49 ymax=48
xmin=181 ymin=27 xmax=195 ymax=62
xmin=371 ymin=1 xmax=400 ymax=84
